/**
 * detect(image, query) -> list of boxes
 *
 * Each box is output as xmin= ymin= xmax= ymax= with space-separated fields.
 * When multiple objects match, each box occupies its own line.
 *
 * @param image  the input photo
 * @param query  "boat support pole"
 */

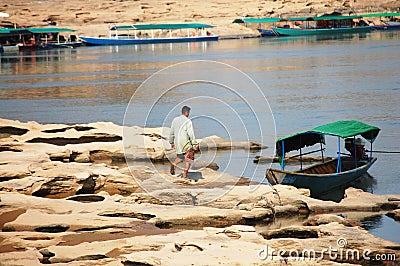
xmin=300 ymin=148 xmax=303 ymax=170
xmin=353 ymin=136 xmax=357 ymax=168
xmin=370 ymin=142 xmax=372 ymax=162
xmin=281 ymin=141 xmax=285 ymax=170
xmin=320 ymin=141 xmax=324 ymax=163
xmin=337 ymin=136 xmax=341 ymax=173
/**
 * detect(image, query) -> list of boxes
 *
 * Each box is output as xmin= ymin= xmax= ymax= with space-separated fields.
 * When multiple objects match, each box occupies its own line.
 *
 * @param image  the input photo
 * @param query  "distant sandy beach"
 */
xmin=1 ymin=0 xmax=398 ymax=37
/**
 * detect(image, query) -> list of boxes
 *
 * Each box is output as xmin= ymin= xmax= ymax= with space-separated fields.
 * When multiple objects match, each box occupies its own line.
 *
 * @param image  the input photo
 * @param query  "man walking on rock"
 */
xmin=169 ymin=106 xmax=199 ymax=179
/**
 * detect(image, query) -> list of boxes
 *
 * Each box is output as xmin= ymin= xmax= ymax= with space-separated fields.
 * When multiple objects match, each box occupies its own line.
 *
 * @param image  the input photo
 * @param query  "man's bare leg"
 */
xmin=182 ymin=162 xmax=191 ymax=179
xmin=170 ymin=157 xmax=182 ymax=175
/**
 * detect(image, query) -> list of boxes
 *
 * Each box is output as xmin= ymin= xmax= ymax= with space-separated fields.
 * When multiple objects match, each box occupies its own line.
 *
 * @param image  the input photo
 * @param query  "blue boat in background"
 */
xmin=257 ymin=27 xmax=278 ymax=37
xmin=233 ymin=17 xmax=280 ymax=37
xmin=78 ymin=23 xmax=218 ymax=45
xmin=361 ymin=12 xmax=400 ymax=31
xmin=371 ymin=21 xmax=400 ymax=31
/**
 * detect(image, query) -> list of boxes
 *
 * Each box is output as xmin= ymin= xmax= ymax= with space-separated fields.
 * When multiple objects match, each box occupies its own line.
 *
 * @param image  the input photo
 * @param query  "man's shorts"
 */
xmin=177 ymin=149 xmax=194 ymax=163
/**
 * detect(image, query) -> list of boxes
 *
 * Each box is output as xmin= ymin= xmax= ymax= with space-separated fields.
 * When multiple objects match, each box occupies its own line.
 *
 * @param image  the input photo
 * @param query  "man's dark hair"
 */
xmin=182 ymin=106 xmax=191 ymax=114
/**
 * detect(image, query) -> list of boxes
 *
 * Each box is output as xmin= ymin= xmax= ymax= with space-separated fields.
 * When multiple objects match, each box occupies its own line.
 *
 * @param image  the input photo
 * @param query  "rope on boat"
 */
xmin=366 ymin=150 xmax=400 ymax=154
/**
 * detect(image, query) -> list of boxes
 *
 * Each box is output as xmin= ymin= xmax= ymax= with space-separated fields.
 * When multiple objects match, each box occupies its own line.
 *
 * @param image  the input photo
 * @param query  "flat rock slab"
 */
xmin=0 ymin=119 xmax=263 ymax=166
xmin=2 ymin=209 xmax=143 ymax=232
xmin=0 ymin=248 xmax=43 ymax=266
xmin=276 ymin=186 xmax=400 ymax=214
xmin=1 ymin=185 xmax=400 ymax=265
xmin=1 ymin=119 xmax=400 ymax=265
xmin=386 ymin=209 xmax=400 ymax=221
xmin=39 ymin=223 xmax=400 ymax=265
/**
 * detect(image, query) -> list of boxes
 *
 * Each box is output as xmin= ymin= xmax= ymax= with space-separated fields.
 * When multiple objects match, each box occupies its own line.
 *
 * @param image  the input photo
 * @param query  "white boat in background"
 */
xmin=78 ymin=23 xmax=218 ymax=45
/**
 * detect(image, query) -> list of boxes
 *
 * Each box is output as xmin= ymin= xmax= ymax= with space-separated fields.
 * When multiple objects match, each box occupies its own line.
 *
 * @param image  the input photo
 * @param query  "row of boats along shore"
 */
xmin=0 ymin=11 xmax=399 ymax=52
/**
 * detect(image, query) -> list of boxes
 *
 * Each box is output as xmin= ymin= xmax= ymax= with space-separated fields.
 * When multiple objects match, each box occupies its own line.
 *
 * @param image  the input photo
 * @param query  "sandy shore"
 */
xmin=1 ymin=0 xmax=398 ymax=37
xmin=0 ymin=118 xmax=400 ymax=265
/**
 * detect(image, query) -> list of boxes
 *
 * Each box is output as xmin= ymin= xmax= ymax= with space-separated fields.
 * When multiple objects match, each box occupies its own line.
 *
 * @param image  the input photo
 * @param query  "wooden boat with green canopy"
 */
xmin=266 ymin=120 xmax=380 ymax=197
xmin=0 ymin=27 xmax=80 ymax=52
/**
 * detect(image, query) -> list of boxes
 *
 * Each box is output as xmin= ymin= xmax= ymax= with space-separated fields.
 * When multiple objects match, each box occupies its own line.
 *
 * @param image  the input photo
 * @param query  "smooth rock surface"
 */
xmin=1 ymin=119 xmax=400 ymax=265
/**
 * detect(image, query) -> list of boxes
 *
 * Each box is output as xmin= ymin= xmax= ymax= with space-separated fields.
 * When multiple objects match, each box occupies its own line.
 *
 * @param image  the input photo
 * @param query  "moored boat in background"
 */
xmin=78 ymin=23 xmax=218 ymax=45
xmin=271 ymin=15 xmax=371 ymax=36
xmin=0 ymin=27 xmax=81 ymax=52
xmin=257 ymin=27 xmax=278 ymax=37
xmin=362 ymin=12 xmax=400 ymax=31
xmin=233 ymin=17 xmax=280 ymax=37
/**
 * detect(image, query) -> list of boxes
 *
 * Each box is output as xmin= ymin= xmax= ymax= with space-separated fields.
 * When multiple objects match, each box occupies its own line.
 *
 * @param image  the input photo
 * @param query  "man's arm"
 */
xmin=186 ymin=120 xmax=198 ymax=147
xmin=169 ymin=120 xmax=175 ymax=147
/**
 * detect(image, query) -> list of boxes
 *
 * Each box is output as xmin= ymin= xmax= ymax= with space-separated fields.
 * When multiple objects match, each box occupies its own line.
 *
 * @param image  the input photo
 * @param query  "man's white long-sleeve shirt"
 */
xmin=169 ymin=115 xmax=197 ymax=154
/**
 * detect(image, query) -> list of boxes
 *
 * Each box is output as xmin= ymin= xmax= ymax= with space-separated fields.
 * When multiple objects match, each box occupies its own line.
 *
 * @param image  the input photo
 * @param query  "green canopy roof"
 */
xmin=25 ymin=27 xmax=76 ymax=33
xmin=233 ymin=18 xmax=281 ymax=23
xmin=0 ymin=27 xmax=75 ymax=35
xmin=360 ymin=12 xmax=400 ymax=17
xmin=286 ymin=15 xmax=362 ymax=21
xmin=0 ymin=28 xmax=15 ymax=34
xmin=311 ymin=120 xmax=380 ymax=141
xmin=111 ymin=25 xmax=134 ymax=30
xmin=276 ymin=120 xmax=380 ymax=155
xmin=111 ymin=23 xmax=214 ymax=31
xmin=276 ymin=131 xmax=324 ymax=156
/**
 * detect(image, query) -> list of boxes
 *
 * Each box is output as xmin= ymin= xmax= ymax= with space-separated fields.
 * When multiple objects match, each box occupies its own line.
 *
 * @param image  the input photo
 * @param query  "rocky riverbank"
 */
xmin=0 ymin=118 xmax=399 ymax=265
xmin=1 ymin=0 xmax=399 ymax=37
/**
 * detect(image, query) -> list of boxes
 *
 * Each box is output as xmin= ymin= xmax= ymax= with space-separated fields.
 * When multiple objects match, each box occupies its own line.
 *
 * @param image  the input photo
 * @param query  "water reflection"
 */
xmin=262 ymin=32 xmax=369 ymax=45
xmin=360 ymin=214 xmax=400 ymax=244
xmin=106 ymin=40 xmax=211 ymax=55
xmin=1 ymin=48 xmax=78 ymax=62
xmin=361 ymin=214 xmax=383 ymax=231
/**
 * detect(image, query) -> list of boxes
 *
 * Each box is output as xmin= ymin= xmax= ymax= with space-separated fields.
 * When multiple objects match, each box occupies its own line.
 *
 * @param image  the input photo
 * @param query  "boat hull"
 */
xmin=257 ymin=28 xmax=277 ymax=37
xmin=45 ymin=42 xmax=83 ymax=48
xmin=78 ymin=35 xmax=219 ymax=45
xmin=17 ymin=42 xmax=83 ymax=51
xmin=266 ymin=158 xmax=377 ymax=196
xmin=272 ymin=26 xmax=371 ymax=36
xmin=371 ymin=25 xmax=400 ymax=31
xmin=18 ymin=44 xmax=39 ymax=52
